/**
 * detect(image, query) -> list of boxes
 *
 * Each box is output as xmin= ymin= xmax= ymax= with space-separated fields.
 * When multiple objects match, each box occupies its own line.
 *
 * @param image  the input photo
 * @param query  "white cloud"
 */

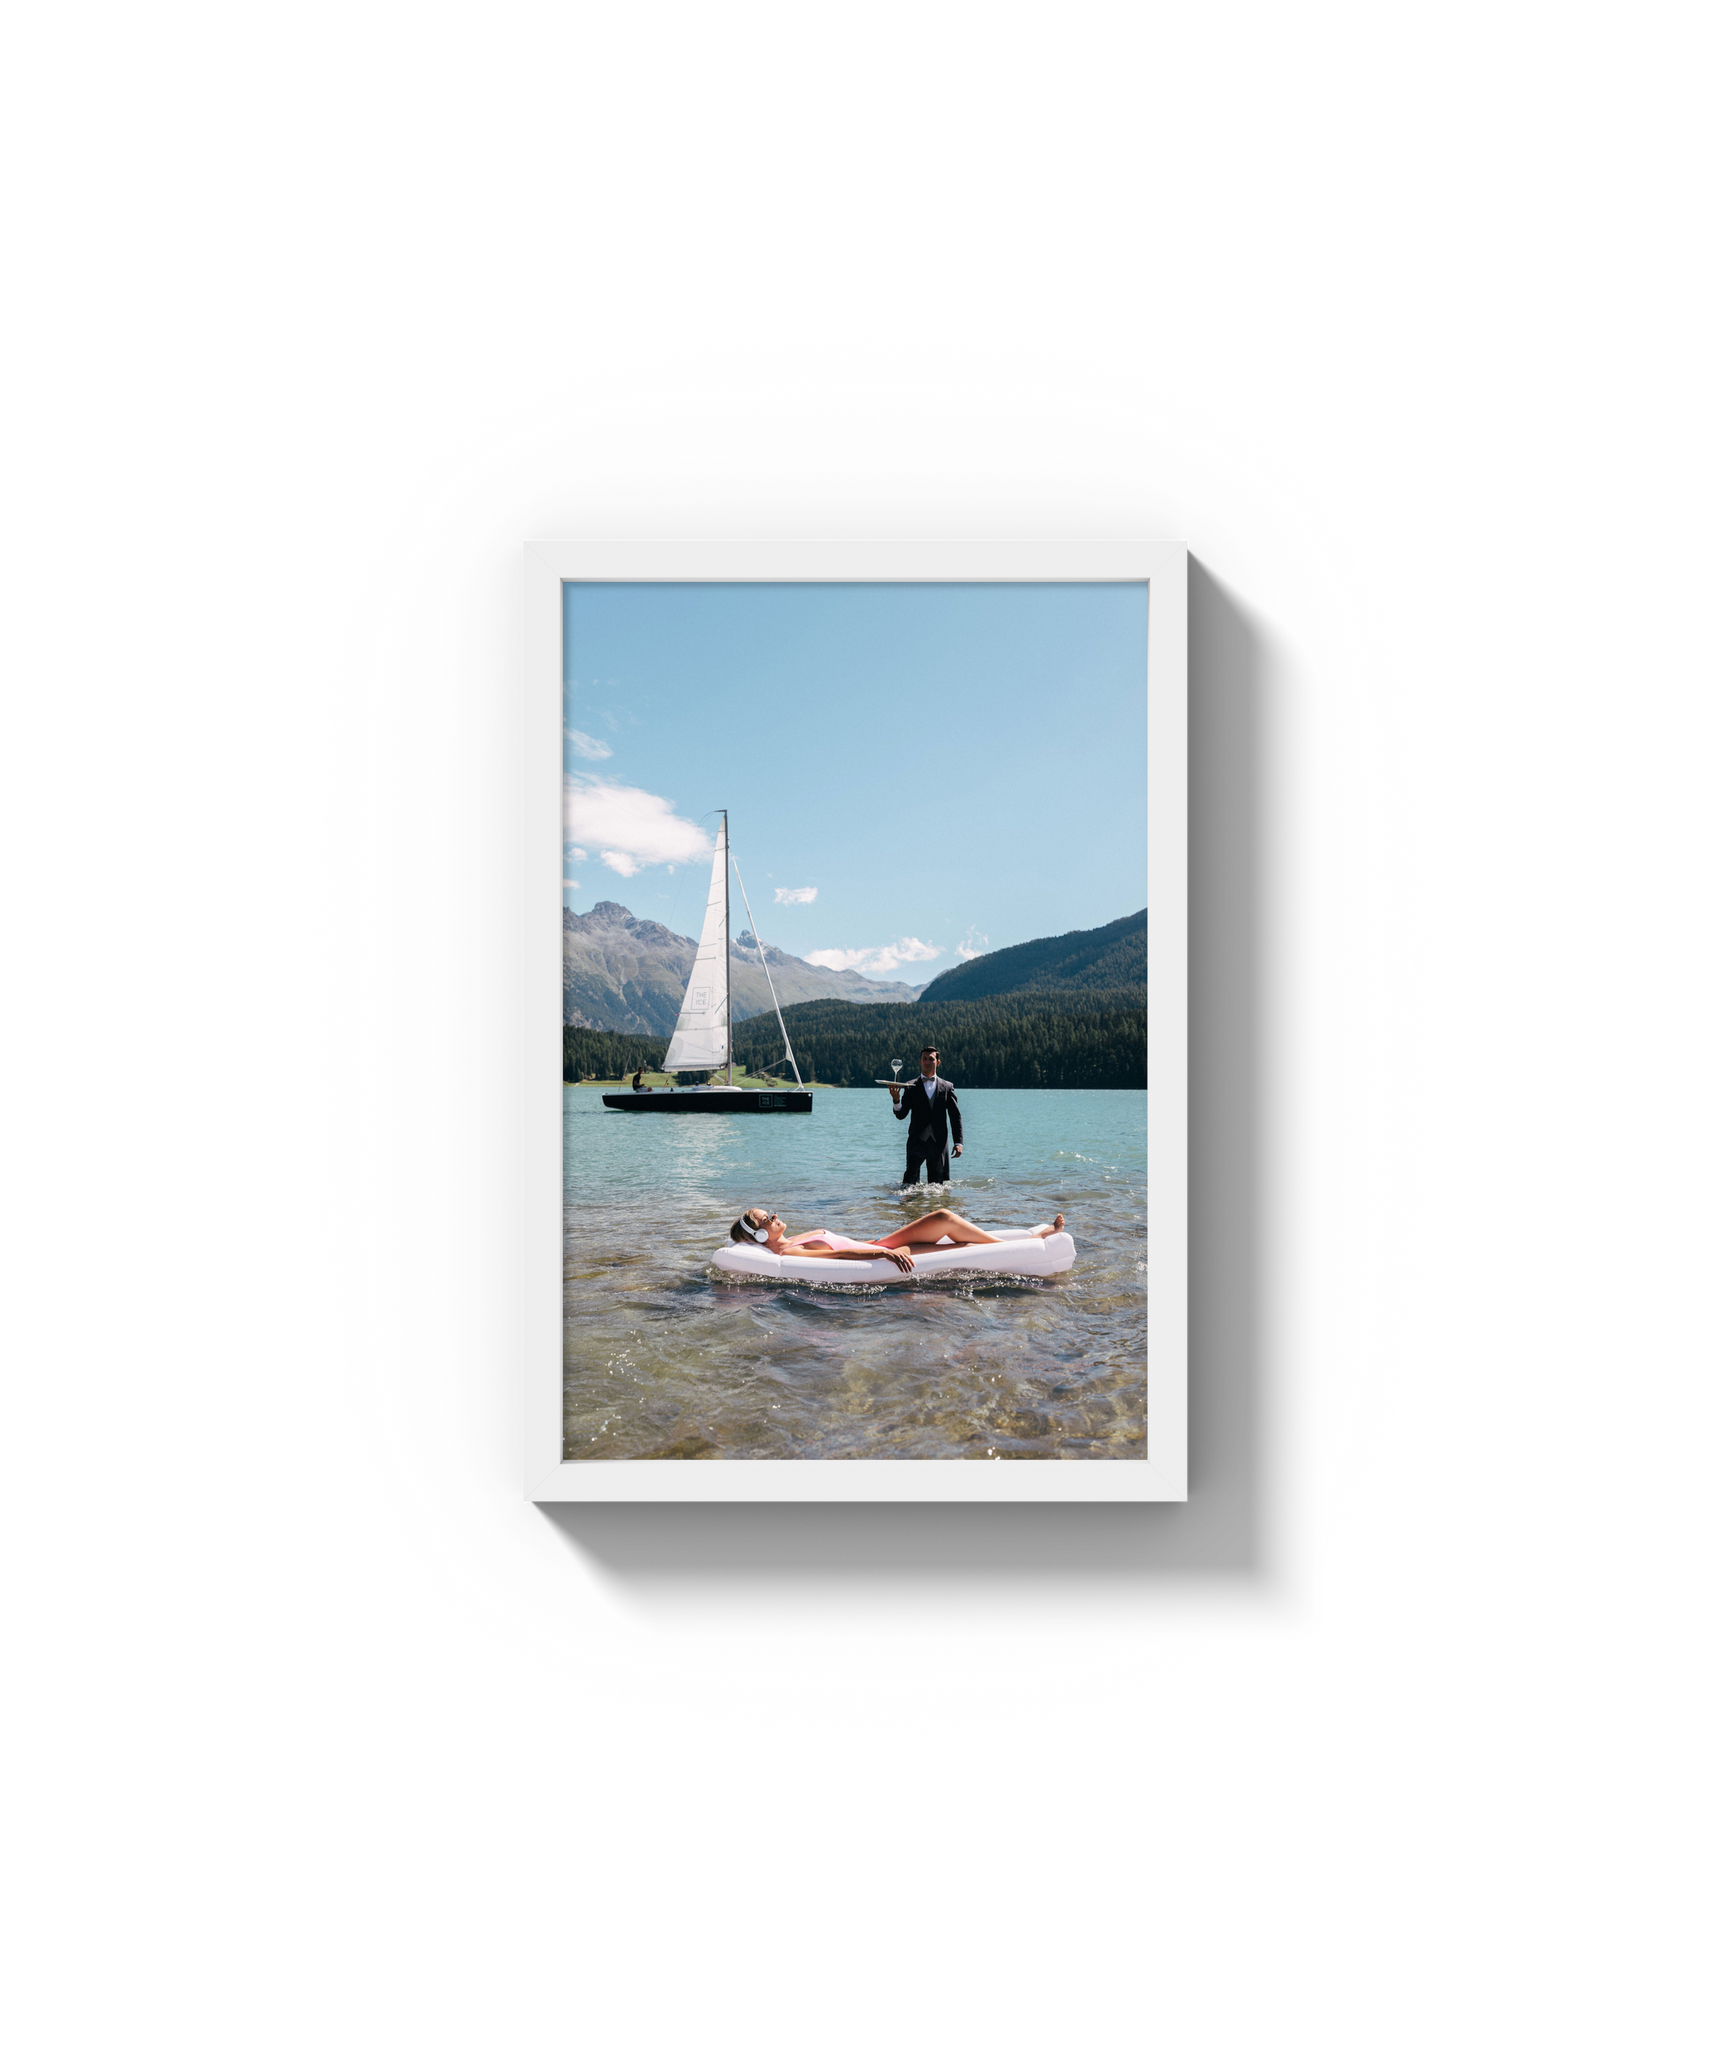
xmin=563 ymin=776 xmax=712 ymax=880
xmin=806 ymin=936 xmax=942 ymax=978
xmin=956 ymin=926 xmax=991 ymax=960
xmin=774 ymin=885 xmax=817 ymax=905
xmin=563 ymin=878 xmax=580 ymax=889
xmin=565 ymin=728 xmax=613 ymax=761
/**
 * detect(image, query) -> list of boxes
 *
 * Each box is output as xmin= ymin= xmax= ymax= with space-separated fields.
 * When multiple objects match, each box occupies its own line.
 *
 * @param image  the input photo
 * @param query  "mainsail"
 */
xmin=664 ymin=815 xmax=730 ymax=1074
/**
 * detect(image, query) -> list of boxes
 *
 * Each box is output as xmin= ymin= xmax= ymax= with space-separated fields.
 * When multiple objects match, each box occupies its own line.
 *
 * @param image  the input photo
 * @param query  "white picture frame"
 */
xmin=524 ymin=539 xmax=1187 ymax=1501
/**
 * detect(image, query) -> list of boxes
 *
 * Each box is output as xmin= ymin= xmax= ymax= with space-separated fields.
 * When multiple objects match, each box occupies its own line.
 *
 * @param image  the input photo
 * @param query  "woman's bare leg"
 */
xmin=876 ymin=1208 xmax=1064 ymax=1249
xmin=875 ymin=1208 xmax=996 ymax=1249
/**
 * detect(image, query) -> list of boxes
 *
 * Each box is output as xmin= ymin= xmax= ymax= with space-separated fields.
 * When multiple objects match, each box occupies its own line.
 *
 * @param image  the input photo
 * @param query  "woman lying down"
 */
xmin=731 ymin=1206 xmax=1065 ymax=1274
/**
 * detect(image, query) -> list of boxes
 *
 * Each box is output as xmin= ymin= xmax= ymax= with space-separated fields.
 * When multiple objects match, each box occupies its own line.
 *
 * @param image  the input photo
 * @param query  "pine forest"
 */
xmin=564 ymin=989 xmax=1146 ymax=1089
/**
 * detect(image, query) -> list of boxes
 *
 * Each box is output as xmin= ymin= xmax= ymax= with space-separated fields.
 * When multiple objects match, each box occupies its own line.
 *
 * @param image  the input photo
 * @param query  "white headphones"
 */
xmin=747 ymin=1213 xmax=775 ymax=1243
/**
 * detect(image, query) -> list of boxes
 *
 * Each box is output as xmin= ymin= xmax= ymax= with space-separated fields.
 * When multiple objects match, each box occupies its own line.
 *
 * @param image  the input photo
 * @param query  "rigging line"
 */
xmin=729 ymin=850 xmax=805 ymax=1090
xmin=724 ymin=811 xmax=732 ymax=1087
xmin=738 ymin=1044 xmax=807 ymax=1076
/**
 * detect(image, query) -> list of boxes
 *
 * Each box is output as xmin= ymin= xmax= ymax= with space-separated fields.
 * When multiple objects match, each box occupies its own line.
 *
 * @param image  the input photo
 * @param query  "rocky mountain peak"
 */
xmin=565 ymin=897 xmax=922 ymax=1032
xmin=569 ymin=899 xmax=692 ymax=945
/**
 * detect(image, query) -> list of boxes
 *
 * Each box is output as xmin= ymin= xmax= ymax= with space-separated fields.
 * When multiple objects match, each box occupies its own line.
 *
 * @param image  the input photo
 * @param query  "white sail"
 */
xmin=664 ymin=816 xmax=730 ymax=1073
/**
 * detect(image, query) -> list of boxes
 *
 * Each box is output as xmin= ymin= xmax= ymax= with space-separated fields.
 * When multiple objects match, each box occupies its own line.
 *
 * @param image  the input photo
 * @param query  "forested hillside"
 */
xmin=916 ymin=908 xmax=1147 ymax=1001
xmin=565 ymin=990 xmax=1146 ymax=1088
xmin=732 ymin=991 xmax=1146 ymax=1089
xmin=563 ymin=1025 xmax=667 ymax=1082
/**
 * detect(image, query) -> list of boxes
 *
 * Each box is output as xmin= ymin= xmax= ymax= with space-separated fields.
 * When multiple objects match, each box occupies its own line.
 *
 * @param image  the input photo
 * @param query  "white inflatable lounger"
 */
xmin=711 ymin=1228 xmax=1076 ymax=1285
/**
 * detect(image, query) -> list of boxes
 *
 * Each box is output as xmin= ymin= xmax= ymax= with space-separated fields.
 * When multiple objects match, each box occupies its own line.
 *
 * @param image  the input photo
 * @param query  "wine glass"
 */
xmin=891 ymin=1058 xmax=903 ymax=1085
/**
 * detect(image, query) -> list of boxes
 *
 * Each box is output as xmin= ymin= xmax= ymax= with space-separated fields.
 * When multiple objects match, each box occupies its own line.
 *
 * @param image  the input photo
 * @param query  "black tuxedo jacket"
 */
xmin=893 ymin=1075 xmax=963 ymax=1148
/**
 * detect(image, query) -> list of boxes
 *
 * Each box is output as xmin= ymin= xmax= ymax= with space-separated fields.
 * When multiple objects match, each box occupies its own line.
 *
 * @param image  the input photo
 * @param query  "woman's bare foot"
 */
xmin=1030 ymin=1214 xmax=1065 ymax=1239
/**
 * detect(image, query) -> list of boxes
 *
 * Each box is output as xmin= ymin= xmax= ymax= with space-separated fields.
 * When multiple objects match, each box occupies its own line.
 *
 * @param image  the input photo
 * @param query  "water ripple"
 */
xmin=564 ymin=1087 xmax=1147 ymax=1460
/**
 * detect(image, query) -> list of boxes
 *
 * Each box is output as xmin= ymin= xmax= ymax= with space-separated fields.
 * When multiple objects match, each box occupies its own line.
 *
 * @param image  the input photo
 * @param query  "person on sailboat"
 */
xmin=630 ymin=1067 xmax=648 ymax=1091
xmin=888 ymin=1046 xmax=963 ymax=1185
xmin=729 ymin=1206 xmax=1064 ymax=1273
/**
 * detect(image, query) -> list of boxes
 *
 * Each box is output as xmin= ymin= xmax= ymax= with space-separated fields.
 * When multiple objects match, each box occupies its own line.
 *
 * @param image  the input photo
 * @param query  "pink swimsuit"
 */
xmin=794 ymin=1232 xmax=873 ymax=1252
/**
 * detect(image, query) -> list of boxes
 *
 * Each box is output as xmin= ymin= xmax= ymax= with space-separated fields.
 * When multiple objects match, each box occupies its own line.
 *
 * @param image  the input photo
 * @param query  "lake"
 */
xmin=563 ymin=1086 xmax=1148 ymax=1460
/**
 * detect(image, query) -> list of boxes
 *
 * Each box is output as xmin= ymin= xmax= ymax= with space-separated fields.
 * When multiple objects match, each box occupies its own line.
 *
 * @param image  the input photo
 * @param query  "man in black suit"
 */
xmin=889 ymin=1045 xmax=963 ymax=1186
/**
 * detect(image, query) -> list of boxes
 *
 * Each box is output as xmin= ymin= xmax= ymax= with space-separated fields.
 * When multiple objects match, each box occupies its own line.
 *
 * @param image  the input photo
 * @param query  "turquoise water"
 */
xmin=563 ymin=1087 xmax=1147 ymax=1460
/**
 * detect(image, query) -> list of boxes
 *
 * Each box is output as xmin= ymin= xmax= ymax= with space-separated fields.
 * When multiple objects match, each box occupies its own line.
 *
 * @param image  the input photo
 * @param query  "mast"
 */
xmin=723 ymin=809 xmax=732 ymax=1086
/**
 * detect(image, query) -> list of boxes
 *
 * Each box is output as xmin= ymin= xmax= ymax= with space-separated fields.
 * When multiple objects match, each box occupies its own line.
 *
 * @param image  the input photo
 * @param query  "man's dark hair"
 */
xmin=920 ymin=1045 xmax=938 ymax=1057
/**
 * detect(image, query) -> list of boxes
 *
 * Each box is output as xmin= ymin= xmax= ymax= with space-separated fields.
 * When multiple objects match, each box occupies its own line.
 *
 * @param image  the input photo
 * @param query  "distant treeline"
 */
xmin=733 ymin=990 xmax=1147 ymax=1089
xmin=565 ymin=992 xmax=1148 ymax=1087
xmin=563 ymin=1025 xmax=667 ymax=1081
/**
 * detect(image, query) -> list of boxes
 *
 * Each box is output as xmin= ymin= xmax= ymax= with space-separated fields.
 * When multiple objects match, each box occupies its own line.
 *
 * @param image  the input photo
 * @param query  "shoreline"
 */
xmin=564 ymin=1079 xmax=1146 ymax=1092
xmin=566 ymin=1074 xmax=840 ymax=1091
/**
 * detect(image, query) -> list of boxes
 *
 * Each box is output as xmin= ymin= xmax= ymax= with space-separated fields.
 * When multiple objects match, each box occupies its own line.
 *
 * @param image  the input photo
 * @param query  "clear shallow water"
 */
xmin=563 ymin=1087 xmax=1147 ymax=1460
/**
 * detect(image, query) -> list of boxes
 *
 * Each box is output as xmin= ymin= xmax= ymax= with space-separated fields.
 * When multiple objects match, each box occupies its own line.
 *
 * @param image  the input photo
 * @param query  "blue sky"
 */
xmin=564 ymin=582 xmax=1146 ymax=985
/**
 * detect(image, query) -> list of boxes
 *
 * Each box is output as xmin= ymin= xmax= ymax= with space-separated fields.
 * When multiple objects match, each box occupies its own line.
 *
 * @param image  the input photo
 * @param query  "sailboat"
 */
xmin=601 ymin=812 xmax=813 ymax=1114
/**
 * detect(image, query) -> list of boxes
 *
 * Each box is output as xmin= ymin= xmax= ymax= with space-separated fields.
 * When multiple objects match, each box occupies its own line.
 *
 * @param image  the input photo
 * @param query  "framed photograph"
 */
xmin=523 ymin=540 xmax=1187 ymax=1501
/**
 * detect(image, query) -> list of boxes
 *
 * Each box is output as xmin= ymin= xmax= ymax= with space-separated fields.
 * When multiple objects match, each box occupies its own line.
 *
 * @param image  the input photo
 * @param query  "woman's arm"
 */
xmin=786 ymin=1241 xmax=915 ymax=1271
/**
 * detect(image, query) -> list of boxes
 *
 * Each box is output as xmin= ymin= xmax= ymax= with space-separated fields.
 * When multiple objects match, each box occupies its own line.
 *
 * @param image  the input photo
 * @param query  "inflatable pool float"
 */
xmin=711 ymin=1228 xmax=1076 ymax=1285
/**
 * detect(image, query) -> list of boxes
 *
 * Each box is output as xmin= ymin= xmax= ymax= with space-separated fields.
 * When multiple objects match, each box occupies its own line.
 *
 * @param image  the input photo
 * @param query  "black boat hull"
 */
xmin=600 ymin=1090 xmax=812 ymax=1114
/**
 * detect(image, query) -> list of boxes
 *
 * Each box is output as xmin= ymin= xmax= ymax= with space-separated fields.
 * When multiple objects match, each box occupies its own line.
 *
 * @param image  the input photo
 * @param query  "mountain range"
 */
xmin=916 ymin=908 xmax=1147 ymax=1001
xmin=563 ymin=901 xmax=923 ymax=1034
